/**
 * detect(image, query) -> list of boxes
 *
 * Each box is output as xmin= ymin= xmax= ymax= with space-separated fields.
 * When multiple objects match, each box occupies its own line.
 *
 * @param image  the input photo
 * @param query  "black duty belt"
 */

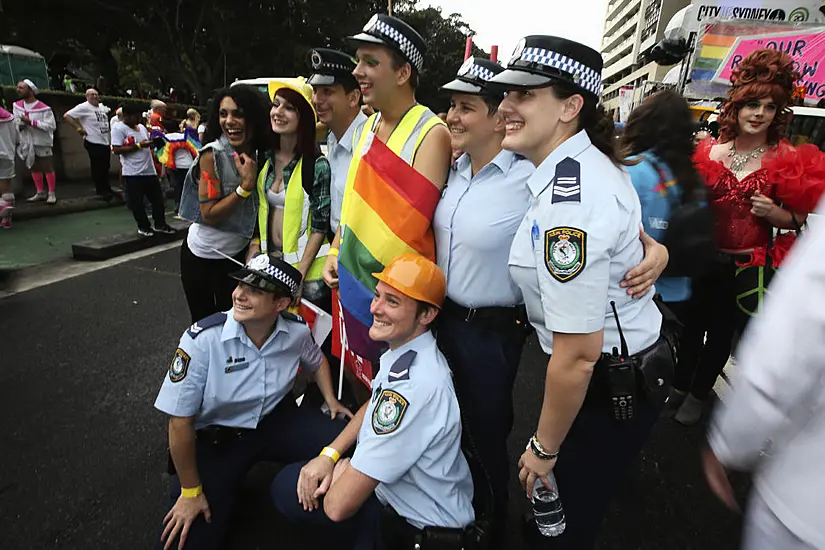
xmin=442 ymin=297 xmax=526 ymax=328
xmin=380 ymin=505 xmax=480 ymax=550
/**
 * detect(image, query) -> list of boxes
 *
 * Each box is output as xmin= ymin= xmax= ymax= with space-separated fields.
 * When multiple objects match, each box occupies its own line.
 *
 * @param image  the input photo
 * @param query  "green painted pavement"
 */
xmin=0 ymin=203 xmax=176 ymax=270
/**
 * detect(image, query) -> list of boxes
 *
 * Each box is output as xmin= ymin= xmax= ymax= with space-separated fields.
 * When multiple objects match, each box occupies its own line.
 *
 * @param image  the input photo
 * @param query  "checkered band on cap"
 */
xmin=247 ymin=254 xmax=300 ymax=294
xmin=371 ymin=19 xmax=424 ymax=72
xmin=257 ymin=264 xmax=300 ymax=294
xmin=520 ymin=47 xmax=603 ymax=96
xmin=458 ymin=58 xmax=496 ymax=82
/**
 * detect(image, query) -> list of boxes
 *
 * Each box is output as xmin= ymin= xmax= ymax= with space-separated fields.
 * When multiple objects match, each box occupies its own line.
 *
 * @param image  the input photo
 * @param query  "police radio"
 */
xmin=606 ymin=301 xmax=635 ymax=421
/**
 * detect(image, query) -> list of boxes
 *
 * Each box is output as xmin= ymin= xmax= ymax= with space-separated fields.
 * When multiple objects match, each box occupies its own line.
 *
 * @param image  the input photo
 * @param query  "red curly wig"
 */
xmin=717 ymin=49 xmax=801 ymax=144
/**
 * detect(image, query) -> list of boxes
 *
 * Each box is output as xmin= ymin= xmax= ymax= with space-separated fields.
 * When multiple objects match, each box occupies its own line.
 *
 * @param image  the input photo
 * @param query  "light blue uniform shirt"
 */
xmin=350 ymin=331 xmax=474 ymax=530
xmin=328 ymin=111 xmax=368 ymax=234
xmin=154 ymin=311 xmax=323 ymax=430
xmin=433 ymin=150 xmax=534 ymax=308
xmin=625 ymin=153 xmax=692 ymax=303
xmin=508 ymin=131 xmax=661 ymax=356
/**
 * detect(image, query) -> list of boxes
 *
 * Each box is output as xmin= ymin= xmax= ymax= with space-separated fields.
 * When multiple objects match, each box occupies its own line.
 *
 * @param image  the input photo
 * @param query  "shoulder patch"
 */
xmin=372 ymin=390 xmax=409 ymax=435
xmin=281 ymin=312 xmax=306 ymax=324
xmin=388 ymin=350 xmax=416 ymax=382
xmin=187 ymin=312 xmax=227 ymax=339
xmin=551 ymin=157 xmax=581 ymax=204
xmin=544 ymin=227 xmax=586 ymax=282
xmin=169 ymin=348 xmax=191 ymax=383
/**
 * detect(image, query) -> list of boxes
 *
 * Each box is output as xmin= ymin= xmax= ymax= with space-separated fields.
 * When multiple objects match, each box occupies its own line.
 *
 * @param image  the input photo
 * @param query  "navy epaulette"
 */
xmin=187 ymin=312 xmax=227 ymax=338
xmin=281 ymin=312 xmax=307 ymax=324
xmin=388 ymin=350 xmax=417 ymax=382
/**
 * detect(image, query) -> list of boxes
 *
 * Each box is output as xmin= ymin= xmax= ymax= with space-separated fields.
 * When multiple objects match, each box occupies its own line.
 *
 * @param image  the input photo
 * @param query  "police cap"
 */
xmin=229 ymin=253 xmax=302 ymax=297
xmin=348 ymin=14 xmax=426 ymax=73
xmin=307 ymin=48 xmax=358 ymax=89
xmin=490 ymin=35 xmax=603 ymax=98
xmin=441 ymin=57 xmax=504 ymax=98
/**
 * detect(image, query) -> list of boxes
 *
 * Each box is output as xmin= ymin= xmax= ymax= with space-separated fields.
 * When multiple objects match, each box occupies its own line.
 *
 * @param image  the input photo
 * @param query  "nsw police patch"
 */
xmin=169 ymin=348 xmax=191 ymax=383
xmin=544 ymin=227 xmax=586 ymax=282
xmin=372 ymin=390 xmax=409 ymax=435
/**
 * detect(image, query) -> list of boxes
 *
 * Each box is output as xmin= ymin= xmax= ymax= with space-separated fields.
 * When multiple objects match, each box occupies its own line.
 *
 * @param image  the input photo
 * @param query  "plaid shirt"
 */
xmin=265 ymin=153 xmax=331 ymax=234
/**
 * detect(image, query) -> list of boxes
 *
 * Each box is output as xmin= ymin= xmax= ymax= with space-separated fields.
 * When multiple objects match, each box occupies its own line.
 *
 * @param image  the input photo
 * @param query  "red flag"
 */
xmin=331 ymin=290 xmax=374 ymax=388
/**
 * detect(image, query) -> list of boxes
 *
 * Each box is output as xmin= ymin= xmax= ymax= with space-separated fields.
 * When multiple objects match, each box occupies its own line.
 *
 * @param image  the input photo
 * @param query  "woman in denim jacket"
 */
xmin=178 ymin=85 xmax=273 ymax=323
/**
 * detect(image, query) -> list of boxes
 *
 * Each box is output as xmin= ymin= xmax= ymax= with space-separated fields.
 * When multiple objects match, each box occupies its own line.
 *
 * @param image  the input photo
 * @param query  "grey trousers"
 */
xmin=743 ymin=492 xmax=815 ymax=550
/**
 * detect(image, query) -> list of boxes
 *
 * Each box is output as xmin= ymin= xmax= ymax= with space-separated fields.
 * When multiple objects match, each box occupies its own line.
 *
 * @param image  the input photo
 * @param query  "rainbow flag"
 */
xmin=338 ymin=133 xmax=440 ymax=361
xmin=153 ymin=127 xmax=201 ymax=169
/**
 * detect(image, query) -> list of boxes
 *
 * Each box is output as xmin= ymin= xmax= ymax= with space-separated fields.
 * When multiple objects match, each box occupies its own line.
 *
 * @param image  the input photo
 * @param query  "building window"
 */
xmin=640 ymin=0 xmax=662 ymax=42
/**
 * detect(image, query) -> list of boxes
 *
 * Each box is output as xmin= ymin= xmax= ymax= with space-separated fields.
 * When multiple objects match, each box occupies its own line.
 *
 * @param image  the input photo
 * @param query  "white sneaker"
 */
xmin=46 ymin=193 xmax=57 ymax=205
xmin=27 ymin=192 xmax=46 ymax=202
xmin=137 ymin=228 xmax=154 ymax=237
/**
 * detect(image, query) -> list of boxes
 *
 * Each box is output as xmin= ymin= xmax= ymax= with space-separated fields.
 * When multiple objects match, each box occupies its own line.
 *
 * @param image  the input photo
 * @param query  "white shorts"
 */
xmin=34 ymin=146 xmax=53 ymax=157
xmin=0 ymin=158 xmax=14 ymax=180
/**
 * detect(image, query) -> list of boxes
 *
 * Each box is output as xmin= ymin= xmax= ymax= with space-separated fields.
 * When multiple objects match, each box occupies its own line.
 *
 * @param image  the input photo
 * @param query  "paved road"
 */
xmin=1 ymin=246 xmax=747 ymax=549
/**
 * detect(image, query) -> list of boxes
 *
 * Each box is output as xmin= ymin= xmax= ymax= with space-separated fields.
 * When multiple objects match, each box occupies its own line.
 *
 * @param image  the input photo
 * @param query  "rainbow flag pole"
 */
xmin=337 ymin=133 xmax=441 ymax=362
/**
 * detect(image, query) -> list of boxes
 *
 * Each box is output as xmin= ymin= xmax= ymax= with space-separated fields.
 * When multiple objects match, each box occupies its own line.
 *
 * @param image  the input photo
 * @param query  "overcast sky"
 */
xmin=426 ymin=0 xmax=610 ymax=60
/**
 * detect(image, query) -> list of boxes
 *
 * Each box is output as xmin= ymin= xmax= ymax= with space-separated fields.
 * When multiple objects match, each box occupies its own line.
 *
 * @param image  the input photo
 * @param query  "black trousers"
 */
xmin=672 ymin=258 xmax=737 ymax=399
xmin=84 ymin=141 xmax=112 ymax=196
xmin=180 ymin=239 xmax=247 ymax=323
xmin=157 ymin=399 xmax=347 ymax=550
xmin=123 ymin=175 xmax=166 ymax=232
xmin=436 ymin=307 xmax=527 ymax=544
xmin=529 ymin=353 xmax=669 ymax=549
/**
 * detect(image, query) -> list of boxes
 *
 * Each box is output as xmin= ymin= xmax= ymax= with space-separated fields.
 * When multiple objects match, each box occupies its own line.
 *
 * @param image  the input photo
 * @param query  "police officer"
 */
xmin=433 ymin=56 xmax=534 ymax=544
xmin=271 ymin=253 xmax=475 ymax=550
xmin=306 ymin=48 xmax=368 ymax=238
xmin=155 ymin=253 xmax=352 ymax=550
xmin=434 ymin=56 xmax=670 ymax=547
xmin=490 ymin=36 xmax=676 ymax=548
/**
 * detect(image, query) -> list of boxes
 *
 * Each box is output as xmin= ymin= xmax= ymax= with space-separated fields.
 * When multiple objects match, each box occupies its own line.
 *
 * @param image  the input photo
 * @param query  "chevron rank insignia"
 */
xmin=388 ymin=350 xmax=416 ymax=382
xmin=551 ymin=157 xmax=581 ymax=204
xmin=187 ymin=312 xmax=227 ymax=339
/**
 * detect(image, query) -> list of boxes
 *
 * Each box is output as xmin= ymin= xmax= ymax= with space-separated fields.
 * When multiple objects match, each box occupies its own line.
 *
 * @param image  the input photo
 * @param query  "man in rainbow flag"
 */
xmin=322 ymin=13 xmax=453 ymax=363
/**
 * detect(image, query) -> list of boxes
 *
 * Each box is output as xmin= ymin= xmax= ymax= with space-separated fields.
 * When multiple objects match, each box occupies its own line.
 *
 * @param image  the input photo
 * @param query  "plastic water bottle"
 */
xmin=532 ymin=474 xmax=566 ymax=537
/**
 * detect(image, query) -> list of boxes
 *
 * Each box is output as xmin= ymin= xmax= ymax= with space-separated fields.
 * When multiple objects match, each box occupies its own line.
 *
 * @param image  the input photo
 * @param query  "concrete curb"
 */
xmin=14 ymin=195 xmax=125 ymax=221
xmin=72 ymin=220 xmax=189 ymax=261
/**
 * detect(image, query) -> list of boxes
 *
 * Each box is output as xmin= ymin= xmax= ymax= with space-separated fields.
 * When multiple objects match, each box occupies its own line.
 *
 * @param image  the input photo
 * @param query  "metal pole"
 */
xmin=388 ymin=0 xmax=392 ymax=16
xmin=678 ymin=32 xmax=697 ymax=95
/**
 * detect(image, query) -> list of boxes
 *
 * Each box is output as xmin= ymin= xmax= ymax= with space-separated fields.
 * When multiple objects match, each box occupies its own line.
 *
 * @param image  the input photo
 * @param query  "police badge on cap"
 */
xmin=440 ymin=57 xmax=504 ymax=96
xmin=229 ymin=253 xmax=302 ymax=296
xmin=348 ymin=13 xmax=426 ymax=73
xmin=490 ymin=35 xmax=604 ymax=98
xmin=306 ymin=48 xmax=358 ymax=88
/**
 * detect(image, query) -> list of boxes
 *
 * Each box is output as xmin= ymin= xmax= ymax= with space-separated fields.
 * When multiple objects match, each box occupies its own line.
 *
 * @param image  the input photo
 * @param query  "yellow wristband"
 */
xmin=251 ymin=237 xmax=261 ymax=246
xmin=180 ymin=484 xmax=203 ymax=498
xmin=235 ymin=185 xmax=252 ymax=198
xmin=328 ymin=248 xmax=339 ymax=257
xmin=136 ymin=142 xmax=142 ymax=149
xmin=320 ymin=446 xmax=340 ymax=463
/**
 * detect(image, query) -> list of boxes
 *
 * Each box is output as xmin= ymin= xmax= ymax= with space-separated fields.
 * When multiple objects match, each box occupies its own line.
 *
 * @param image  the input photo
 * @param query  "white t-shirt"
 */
xmin=186 ymin=223 xmax=248 ymax=258
xmin=111 ymin=122 xmax=156 ymax=177
xmin=66 ymin=101 xmax=111 ymax=146
xmin=197 ymin=124 xmax=206 ymax=135
xmin=163 ymin=132 xmax=196 ymax=170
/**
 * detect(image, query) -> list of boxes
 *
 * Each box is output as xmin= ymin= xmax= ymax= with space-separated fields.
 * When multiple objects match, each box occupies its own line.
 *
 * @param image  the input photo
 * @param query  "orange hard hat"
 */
xmin=373 ymin=253 xmax=446 ymax=309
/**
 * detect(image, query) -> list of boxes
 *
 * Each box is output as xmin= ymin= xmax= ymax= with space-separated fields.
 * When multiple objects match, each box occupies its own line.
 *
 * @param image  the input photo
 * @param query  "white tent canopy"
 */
xmin=0 ymin=45 xmax=44 ymax=59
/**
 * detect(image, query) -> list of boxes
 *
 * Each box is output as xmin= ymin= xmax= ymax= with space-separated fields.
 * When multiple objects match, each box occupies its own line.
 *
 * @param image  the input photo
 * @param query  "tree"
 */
xmin=395 ymin=5 xmax=488 ymax=110
xmin=0 ymin=0 xmax=486 ymax=108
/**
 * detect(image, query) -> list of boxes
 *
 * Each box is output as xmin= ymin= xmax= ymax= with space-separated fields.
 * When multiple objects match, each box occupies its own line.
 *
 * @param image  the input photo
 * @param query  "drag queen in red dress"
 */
xmin=667 ymin=49 xmax=825 ymax=424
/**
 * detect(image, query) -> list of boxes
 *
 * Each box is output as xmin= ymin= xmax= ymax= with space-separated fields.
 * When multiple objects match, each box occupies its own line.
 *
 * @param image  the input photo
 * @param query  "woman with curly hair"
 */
xmin=622 ymin=89 xmax=705 ymax=314
xmin=669 ymin=49 xmax=825 ymax=425
xmin=177 ymin=84 xmax=273 ymax=323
